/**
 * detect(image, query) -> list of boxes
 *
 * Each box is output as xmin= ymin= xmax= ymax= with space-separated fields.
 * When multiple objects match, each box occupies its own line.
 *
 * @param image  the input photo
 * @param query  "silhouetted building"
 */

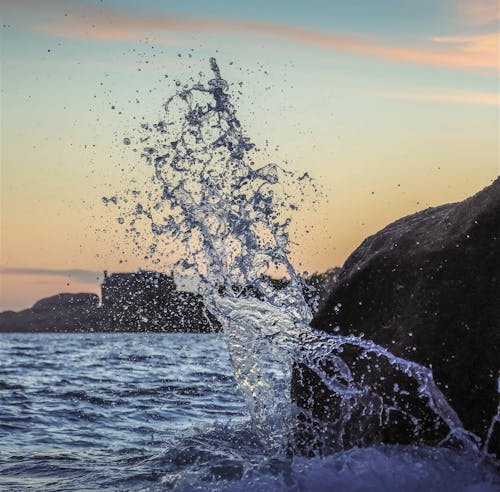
xmin=101 ymin=270 xmax=220 ymax=332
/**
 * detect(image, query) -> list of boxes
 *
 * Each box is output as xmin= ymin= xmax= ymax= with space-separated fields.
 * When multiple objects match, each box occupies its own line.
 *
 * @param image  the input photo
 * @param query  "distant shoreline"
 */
xmin=0 ymin=269 xmax=339 ymax=334
xmin=0 ymin=271 xmax=221 ymax=334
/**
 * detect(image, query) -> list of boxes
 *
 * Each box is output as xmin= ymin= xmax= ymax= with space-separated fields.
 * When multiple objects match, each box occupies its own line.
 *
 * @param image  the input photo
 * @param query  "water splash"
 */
xmin=115 ymin=58 xmax=490 ymax=457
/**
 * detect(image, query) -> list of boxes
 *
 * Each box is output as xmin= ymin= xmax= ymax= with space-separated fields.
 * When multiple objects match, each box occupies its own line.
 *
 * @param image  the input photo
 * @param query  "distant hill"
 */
xmin=0 ymin=293 xmax=103 ymax=333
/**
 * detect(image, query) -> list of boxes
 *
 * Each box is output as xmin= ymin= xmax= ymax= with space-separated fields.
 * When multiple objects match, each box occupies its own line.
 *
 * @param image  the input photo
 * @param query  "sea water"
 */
xmin=0 ymin=333 xmax=498 ymax=491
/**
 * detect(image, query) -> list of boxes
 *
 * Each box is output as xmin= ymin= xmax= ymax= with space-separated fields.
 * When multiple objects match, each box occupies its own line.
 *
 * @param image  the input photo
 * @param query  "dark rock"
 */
xmin=0 ymin=293 xmax=102 ymax=333
xmin=101 ymin=271 xmax=220 ymax=332
xmin=32 ymin=293 xmax=99 ymax=312
xmin=295 ymin=178 xmax=500 ymax=456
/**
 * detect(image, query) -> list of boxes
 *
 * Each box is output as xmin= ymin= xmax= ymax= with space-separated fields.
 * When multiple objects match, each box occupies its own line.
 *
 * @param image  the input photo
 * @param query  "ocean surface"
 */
xmin=0 ymin=332 xmax=498 ymax=492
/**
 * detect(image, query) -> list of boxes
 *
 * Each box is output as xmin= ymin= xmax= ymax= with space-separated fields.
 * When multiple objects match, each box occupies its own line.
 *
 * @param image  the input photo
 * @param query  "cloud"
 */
xmin=432 ymin=33 xmax=499 ymax=67
xmin=0 ymin=267 xmax=103 ymax=284
xmin=379 ymin=87 xmax=499 ymax=106
xmin=3 ymin=0 xmax=499 ymax=73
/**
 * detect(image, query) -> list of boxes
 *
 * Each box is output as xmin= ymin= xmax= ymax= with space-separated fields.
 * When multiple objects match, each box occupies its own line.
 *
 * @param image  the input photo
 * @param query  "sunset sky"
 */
xmin=1 ymin=0 xmax=499 ymax=310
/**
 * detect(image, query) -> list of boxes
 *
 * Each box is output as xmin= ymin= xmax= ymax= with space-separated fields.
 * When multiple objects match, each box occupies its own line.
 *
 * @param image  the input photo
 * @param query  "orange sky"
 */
xmin=1 ymin=0 xmax=499 ymax=310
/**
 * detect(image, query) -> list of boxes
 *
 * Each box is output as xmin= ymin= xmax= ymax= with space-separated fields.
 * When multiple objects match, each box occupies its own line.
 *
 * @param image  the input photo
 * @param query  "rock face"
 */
xmin=296 ymin=178 xmax=500 ymax=455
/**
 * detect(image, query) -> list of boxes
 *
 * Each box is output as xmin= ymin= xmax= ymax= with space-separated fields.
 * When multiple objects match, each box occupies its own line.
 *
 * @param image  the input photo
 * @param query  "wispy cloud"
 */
xmin=3 ymin=0 xmax=498 ymax=74
xmin=379 ymin=87 xmax=499 ymax=106
xmin=433 ymin=33 xmax=499 ymax=65
xmin=0 ymin=267 xmax=103 ymax=284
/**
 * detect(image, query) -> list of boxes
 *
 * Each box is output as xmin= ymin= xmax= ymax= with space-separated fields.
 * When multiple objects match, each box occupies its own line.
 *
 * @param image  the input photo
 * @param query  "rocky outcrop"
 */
xmin=0 ymin=293 xmax=101 ymax=332
xmin=100 ymin=271 xmax=220 ymax=332
xmin=295 ymin=178 xmax=500 ymax=456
